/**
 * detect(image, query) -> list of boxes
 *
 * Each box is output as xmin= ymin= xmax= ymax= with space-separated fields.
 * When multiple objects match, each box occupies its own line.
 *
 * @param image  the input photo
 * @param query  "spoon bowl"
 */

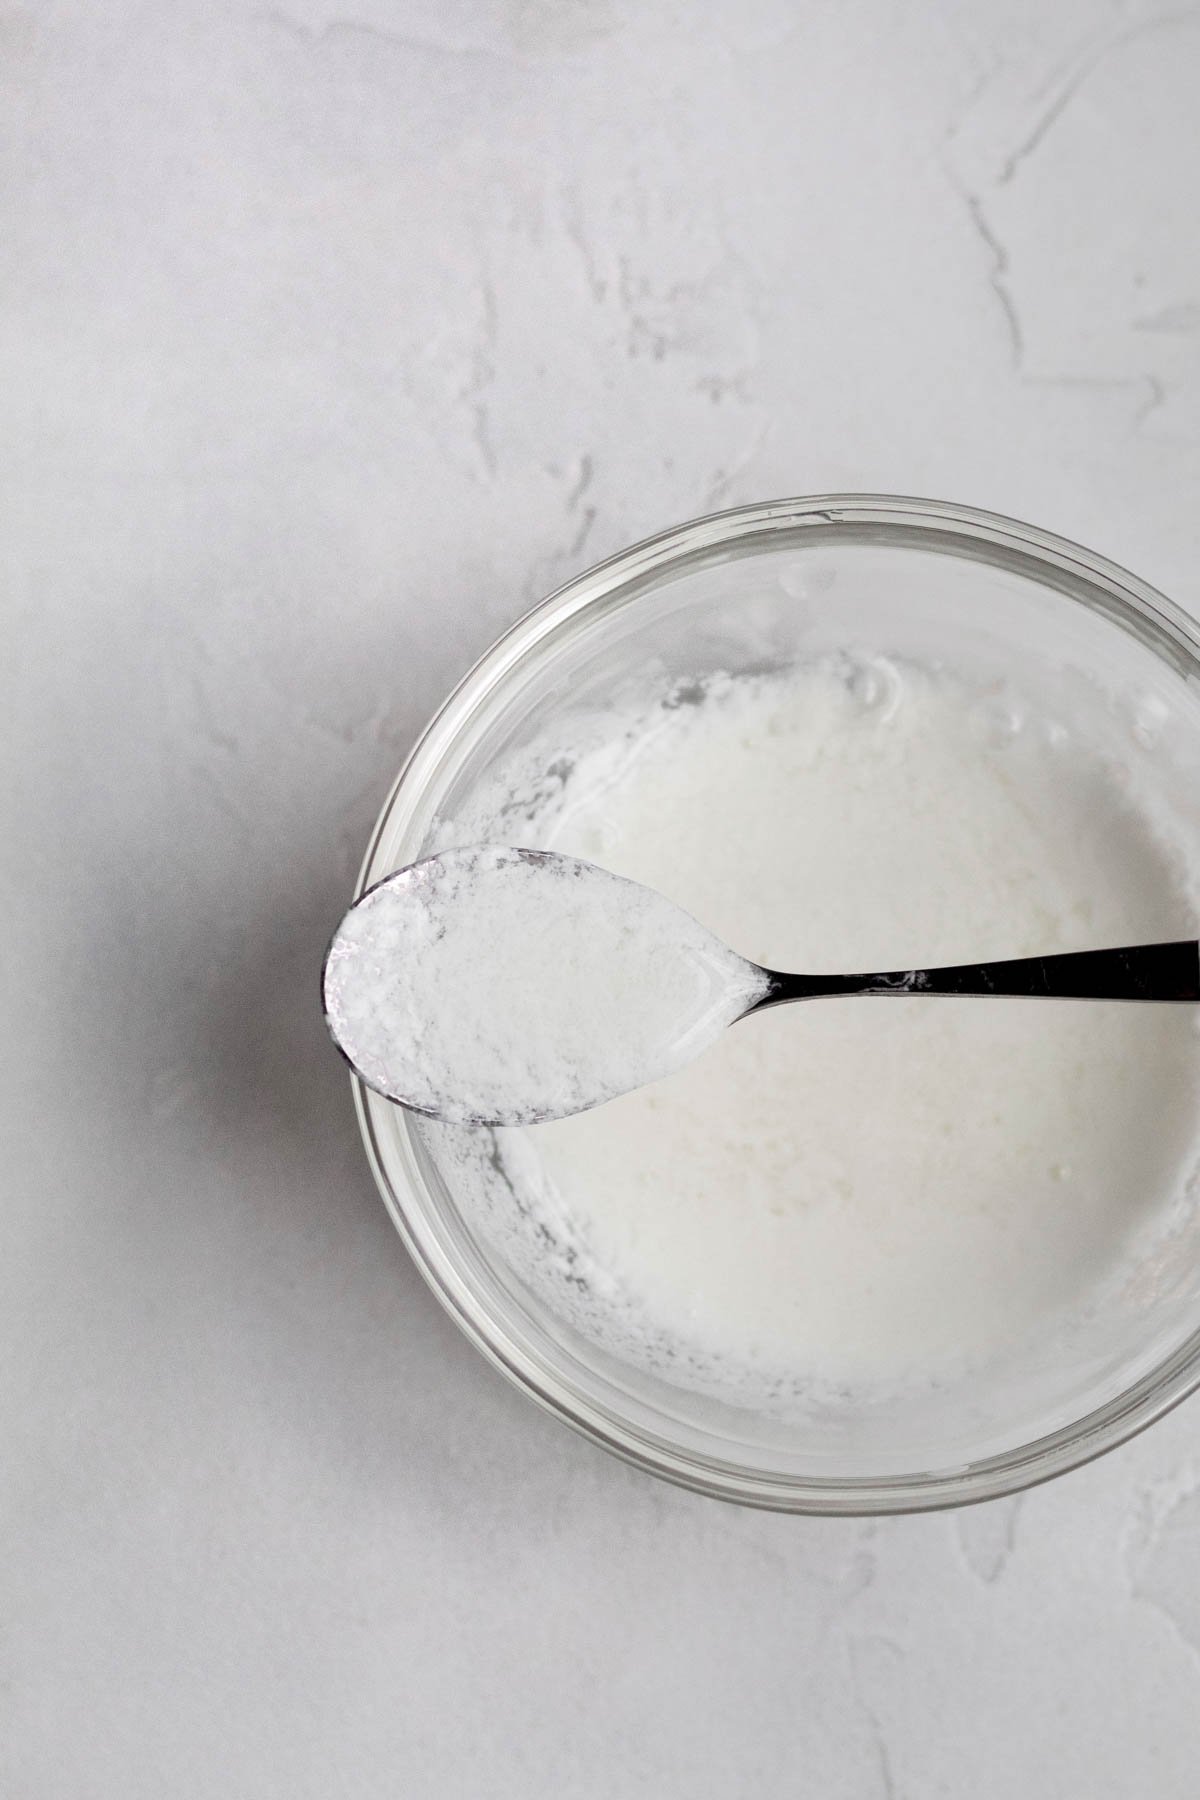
xmin=322 ymin=844 xmax=768 ymax=1125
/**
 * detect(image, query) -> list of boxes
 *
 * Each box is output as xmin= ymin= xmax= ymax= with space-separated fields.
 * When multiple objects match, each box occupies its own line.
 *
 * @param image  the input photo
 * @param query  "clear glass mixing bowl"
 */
xmin=351 ymin=495 xmax=1200 ymax=1512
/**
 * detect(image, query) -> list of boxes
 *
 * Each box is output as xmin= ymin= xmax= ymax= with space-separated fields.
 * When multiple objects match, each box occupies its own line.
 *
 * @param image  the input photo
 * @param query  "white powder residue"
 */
xmin=323 ymin=843 xmax=767 ymax=1125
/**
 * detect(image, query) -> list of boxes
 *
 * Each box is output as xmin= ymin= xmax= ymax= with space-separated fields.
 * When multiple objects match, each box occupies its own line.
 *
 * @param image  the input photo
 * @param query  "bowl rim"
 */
xmin=349 ymin=493 xmax=1200 ymax=1513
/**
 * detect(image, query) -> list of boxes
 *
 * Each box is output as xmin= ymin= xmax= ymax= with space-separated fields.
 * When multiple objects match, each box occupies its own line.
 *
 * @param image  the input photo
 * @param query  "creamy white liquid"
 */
xmin=418 ymin=657 xmax=1200 ymax=1399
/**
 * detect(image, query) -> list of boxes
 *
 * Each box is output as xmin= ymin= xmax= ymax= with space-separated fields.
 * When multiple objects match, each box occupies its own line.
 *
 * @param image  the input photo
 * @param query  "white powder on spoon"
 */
xmin=323 ymin=843 xmax=768 ymax=1125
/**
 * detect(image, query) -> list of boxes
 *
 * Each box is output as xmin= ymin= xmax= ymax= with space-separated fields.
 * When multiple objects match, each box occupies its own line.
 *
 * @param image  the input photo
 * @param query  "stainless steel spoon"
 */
xmin=322 ymin=845 xmax=1200 ymax=1127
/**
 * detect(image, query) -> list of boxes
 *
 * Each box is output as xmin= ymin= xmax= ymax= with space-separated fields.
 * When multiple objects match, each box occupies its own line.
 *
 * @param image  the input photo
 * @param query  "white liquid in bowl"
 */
xmin=417 ymin=656 xmax=1200 ymax=1407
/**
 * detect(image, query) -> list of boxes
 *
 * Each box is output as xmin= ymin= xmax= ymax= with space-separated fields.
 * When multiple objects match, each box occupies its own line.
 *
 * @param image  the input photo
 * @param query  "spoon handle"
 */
xmin=759 ymin=940 xmax=1200 ymax=1007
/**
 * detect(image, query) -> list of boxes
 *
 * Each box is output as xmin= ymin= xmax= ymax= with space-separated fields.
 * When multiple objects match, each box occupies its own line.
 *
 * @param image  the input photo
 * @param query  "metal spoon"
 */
xmin=322 ymin=845 xmax=1200 ymax=1128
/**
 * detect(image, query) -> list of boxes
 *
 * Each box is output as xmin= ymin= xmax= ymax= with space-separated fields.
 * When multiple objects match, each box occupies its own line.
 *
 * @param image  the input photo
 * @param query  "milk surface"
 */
xmin=423 ymin=657 xmax=1200 ymax=1396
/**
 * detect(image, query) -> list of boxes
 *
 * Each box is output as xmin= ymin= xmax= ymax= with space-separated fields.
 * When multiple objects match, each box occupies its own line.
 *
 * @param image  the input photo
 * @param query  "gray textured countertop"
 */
xmin=7 ymin=2 xmax=1200 ymax=1793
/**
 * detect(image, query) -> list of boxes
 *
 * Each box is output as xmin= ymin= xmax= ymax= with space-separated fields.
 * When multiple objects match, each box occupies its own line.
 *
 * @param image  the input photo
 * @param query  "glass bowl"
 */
xmin=350 ymin=495 xmax=1200 ymax=1512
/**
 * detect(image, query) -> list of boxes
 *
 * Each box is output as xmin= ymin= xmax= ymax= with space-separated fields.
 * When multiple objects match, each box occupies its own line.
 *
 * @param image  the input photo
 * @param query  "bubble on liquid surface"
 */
xmin=847 ymin=655 xmax=903 ymax=722
xmin=970 ymin=696 xmax=1026 ymax=749
xmin=1130 ymin=691 xmax=1169 ymax=752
